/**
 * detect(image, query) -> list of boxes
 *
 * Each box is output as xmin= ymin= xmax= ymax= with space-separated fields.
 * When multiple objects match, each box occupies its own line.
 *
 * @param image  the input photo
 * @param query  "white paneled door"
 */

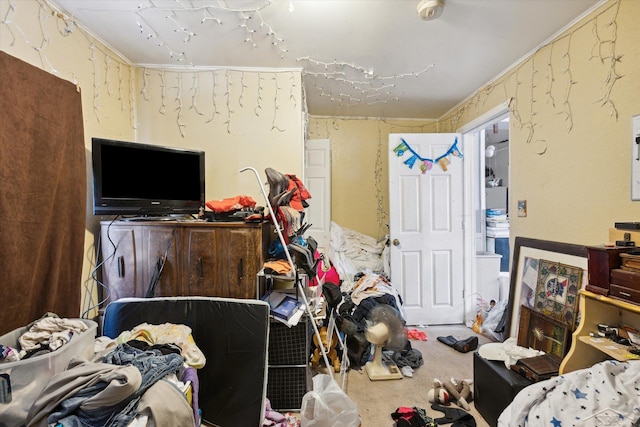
xmin=389 ymin=133 xmax=464 ymax=326
xmin=304 ymin=139 xmax=331 ymax=255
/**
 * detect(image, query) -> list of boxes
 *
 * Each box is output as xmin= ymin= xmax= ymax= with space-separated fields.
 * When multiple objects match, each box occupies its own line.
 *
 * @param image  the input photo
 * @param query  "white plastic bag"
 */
xmin=300 ymin=374 xmax=360 ymax=427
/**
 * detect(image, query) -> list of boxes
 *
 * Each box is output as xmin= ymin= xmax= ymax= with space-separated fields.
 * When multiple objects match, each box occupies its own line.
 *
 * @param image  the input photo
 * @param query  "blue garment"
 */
xmin=50 ymin=343 xmax=184 ymax=427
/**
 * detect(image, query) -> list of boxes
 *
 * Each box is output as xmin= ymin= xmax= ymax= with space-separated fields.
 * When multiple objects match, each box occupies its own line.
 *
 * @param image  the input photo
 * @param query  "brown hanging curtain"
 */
xmin=0 ymin=51 xmax=86 ymax=335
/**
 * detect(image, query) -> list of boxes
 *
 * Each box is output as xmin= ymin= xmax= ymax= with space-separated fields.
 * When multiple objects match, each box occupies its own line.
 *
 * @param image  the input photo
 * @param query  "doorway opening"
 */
xmin=459 ymin=104 xmax=511 ymax=328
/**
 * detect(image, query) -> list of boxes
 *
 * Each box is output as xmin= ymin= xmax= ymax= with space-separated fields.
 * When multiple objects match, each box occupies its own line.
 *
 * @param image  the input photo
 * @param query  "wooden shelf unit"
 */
xmin=559 ymin=290 xmax=640 ymax=374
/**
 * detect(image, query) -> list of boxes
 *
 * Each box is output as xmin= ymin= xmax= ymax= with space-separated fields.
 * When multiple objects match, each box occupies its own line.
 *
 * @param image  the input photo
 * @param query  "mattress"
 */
xmin=102 ymin=296 xmax=270 ymax=427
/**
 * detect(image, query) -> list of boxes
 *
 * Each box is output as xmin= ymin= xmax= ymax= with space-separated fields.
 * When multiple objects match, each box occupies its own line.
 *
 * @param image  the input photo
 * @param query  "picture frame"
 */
xmin=517 ymin=305 xmax=570 ymax=360
xmin=506 ymin=237 xmax=588 ymax=339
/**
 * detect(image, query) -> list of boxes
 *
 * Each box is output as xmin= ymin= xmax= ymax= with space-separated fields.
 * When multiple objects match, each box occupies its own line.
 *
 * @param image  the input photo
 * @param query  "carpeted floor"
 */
xmin=340 ymin=324 xmax=493 ymax=427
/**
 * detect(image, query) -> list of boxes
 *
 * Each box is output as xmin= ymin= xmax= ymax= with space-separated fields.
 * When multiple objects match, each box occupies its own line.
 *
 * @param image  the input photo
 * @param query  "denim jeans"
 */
xmin=51 ymin=343 xmax=184 ymax=427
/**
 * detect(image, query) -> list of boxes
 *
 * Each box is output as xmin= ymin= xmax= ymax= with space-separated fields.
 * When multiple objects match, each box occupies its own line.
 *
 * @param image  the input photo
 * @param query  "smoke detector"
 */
xmin=417 ymin=0 xmax=444 ymax=21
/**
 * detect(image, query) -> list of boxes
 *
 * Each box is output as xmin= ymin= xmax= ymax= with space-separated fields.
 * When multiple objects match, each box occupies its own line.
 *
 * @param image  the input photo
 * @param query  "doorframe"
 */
xmin=457 ymin=101 xmax=510 ymax=325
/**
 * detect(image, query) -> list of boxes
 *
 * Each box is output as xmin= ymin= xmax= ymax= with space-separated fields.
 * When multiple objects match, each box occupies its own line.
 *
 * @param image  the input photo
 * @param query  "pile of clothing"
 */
xmin=27 ymin=322 xmax=203 ymax=427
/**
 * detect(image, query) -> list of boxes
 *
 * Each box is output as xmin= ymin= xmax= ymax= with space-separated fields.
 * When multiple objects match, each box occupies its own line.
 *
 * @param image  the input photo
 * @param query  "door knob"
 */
xmin=393 ymin=238 xmax=400 ymax=246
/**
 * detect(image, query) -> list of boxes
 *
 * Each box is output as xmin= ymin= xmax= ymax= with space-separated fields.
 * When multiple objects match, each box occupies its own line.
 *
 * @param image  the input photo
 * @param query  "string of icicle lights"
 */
xmin=298 ymin=57 xmax=435 ymax=108
xmin=80 ymin=0 xmax=434 ymax=111
xmin=440 ymin=0 xmax=622 ymax=152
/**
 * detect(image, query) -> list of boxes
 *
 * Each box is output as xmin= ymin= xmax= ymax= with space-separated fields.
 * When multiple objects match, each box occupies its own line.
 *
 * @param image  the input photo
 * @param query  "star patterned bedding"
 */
xmin=498 ymin=360 xmax=640 ymax=426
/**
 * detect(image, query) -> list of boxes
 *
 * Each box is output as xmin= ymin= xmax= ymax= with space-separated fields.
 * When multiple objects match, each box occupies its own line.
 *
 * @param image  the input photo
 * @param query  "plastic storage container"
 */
xmin=0 ymin=319 xmax=98 ymax=425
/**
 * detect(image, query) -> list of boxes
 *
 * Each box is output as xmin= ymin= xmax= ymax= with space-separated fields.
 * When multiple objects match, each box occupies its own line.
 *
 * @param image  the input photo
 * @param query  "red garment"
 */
xmin=206 ymin=195 xmax=256 ymax=213
xmin=285 ymin=174 xmax=311 ymax=212
xmin=406 ymin=328 xmax=428 ymax=341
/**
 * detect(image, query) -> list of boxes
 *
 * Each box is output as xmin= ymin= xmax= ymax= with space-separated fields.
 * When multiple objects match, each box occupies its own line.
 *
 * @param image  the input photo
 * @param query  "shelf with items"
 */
xmin=559 ymin=290 xmax=640 ymax=374
xmin=576 ymin=336 xmax=639 ymax=361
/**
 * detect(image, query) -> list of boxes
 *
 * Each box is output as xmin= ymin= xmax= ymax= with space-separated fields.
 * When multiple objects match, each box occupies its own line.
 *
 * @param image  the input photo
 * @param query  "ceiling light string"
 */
xmin=117 ymin=63 xmax=126 ymax=113
xmin=134 ymin=10 xmax=189 ymax=64
xmin=381 ymin=120 xmax=435 ymax=133
xmin=199 ymin=8 xmax=222 ymax=25
xmin=224 ymin=69 xmax=233 ymax=134
xmin=173 ymin=72 xmax=187 ymax=138
xmin=511 ymin=57 xmax=536 ymax=146
xmin=247 ymin=10 xmax=288 ymax=57
xmin=524 ymin=51 xmax=539 ymax=145
xmin=590 ymin=2 xmax=622 ymax=120
xmin=377 ymin=64 xmax=436 ymax=81
xmin=34 ymin=2 xmax=57 ymax=74
xmin=141 ymin=68 xmax=151 ymax=101
xmin=53 ymin=9 xmax=74 ymax=37
xmin=239 ymin=71 xmax=247 ymax=108
xmin=442 ymin=0 xmax=619 ymax=144
xmin=289 ymin=72 xmax=297 ymax=108
xmin=558 ymin=36 xmax=575 ymax=133
xmin=9 ymin=0 xmax=136 ymax=129
xmin=545 ymin=44 xmax=556 ymax=109
xmin=239 ymin=12 xmax=258 ymax=48
xmin=271 ymin=75 xmax=285 ymax=132
xmin=89 ymin=43 xmax=101 ymax=123
xmin=299 ymin=57 xmax=434 ymax=107
xmin=2 ymin=0 xmax=21 ymax=46
xmin=104 ymin=56 xmax=113 ymax=97
xmin=298 ymin=57 xmax=376 ymax=78
xmin=128 ymin=67 xmax=137 ymax=130
xmin=206 ymin=70 xmax=220 ymax=123
xmin=159 ymin=69 xmax=168 ymax=115
xmin=164 ymin=10 xmax=196 ymax=43
xmin=255 ymin=72 xmax=264 ymax=116
xmin=375 ymin=125 xmax=387 ymax=237
xmin=190 ymin=72 xmax=204 ymax=116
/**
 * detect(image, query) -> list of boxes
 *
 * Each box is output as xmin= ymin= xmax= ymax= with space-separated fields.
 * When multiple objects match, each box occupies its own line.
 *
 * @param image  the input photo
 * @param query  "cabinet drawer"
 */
xmin=610 ymin=269 xmax=640 ymax=291
xmin=586 ymin=246 xmax=630 ymax=290
xmin=609 ymin=284 xmax=640 ymax=304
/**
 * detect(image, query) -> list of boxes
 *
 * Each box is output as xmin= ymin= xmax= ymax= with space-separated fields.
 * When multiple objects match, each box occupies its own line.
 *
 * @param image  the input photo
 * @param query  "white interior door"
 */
xmin=304 ymin=139 xmax=331 ymax=255
xmin=389 ymin=133 xmax=464 ymax=326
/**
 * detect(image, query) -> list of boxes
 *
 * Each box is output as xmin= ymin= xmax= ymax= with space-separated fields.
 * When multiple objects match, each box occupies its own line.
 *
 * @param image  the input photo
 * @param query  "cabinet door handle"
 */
xmin=198 ymin=257 xmax=204 ymax=279
xmin=117 ymin=256 xmax=125 ymax=277
xmin=620 ymin=291 xmax=631 ymax=298
xmin=238 ymin=258 xmax=244 ymax=280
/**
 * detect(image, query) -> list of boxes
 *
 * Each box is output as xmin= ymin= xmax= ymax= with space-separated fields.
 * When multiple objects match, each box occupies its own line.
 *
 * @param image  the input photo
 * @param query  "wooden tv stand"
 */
xmin=99 ymin=220 xmax=271 ymax=303
xmin=559 ymin=290 xmax=640 ymax=374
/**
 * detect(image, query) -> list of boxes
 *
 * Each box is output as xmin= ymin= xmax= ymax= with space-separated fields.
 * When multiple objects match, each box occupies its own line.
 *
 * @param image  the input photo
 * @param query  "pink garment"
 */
xmin=309 ymin=252 xmax=340 ymax=287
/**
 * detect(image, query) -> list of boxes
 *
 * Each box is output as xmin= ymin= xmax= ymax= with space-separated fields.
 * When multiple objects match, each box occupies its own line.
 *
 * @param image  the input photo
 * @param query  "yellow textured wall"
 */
xmin=439 ymin=0 xmax=639 ymax=246
xmin=306 ymin=118 xmax=437 ymax=239
xmin=310 ymin=0 xmax=639 ymax=246
xmin=134 ymin=67 xmax=303 ymax=202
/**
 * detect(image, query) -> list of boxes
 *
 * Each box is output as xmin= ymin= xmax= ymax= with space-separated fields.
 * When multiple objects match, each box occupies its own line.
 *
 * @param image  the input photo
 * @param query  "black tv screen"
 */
xmin=92 ymin=138 xmax=205 ymax=216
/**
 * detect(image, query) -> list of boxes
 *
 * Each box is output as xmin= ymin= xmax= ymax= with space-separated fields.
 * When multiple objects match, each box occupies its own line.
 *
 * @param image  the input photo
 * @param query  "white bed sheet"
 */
xmin=498 ymin=359 xmax=640 ymax=426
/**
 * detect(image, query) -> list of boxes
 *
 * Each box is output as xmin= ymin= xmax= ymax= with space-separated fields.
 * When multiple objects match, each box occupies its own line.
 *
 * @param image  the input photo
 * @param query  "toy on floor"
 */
xmin=427 ymin=379 xmax=450 ymax=405
xmin=427 ymin=378 xmax=473 ymax=411
xmin=310 ymin=325 xmax=341 ymax=373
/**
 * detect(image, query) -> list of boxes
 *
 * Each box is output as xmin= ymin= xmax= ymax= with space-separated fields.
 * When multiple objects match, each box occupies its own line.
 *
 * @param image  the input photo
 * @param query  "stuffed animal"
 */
xmin=310 ymin=325 xmax=341 ymax=373
xmin=427 ymin=378 xmax=450 ymax=405
xmin=442 ymin=378 xmax=473 ymax=411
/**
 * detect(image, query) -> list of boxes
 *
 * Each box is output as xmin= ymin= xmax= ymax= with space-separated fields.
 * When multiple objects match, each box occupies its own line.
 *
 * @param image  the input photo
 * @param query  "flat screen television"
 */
xmin=91 ymin=137 xmax=205 ymax=216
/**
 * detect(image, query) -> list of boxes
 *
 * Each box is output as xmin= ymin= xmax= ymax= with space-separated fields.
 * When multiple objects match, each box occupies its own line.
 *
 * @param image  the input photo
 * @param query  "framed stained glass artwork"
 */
xmin=533 ymin=260 xmax=583 ymax=328
xmin=507 ymin=237 xmax=588 ymax=339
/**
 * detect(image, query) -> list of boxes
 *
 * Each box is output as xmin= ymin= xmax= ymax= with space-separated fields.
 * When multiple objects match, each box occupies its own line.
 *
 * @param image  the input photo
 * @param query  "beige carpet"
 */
xmin=338 ymin=324 xmax=493 ymax=427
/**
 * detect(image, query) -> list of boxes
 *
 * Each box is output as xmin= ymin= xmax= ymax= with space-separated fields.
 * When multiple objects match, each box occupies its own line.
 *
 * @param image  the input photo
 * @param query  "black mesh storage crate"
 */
xmin=266 ymin=365 xmax=311 ymax=411
xmin=268 ymin=316 xmax=311 ymax=365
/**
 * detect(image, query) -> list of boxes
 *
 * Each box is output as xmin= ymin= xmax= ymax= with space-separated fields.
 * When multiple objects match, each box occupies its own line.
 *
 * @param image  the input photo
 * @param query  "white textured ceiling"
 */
xmin=50 ymin=0 xmax=602 ymax=119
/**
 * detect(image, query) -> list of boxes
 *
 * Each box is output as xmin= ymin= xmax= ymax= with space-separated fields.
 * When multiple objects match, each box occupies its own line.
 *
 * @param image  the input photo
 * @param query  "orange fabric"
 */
xmin=206 ymin=195 xmax=256 ymax=213
xmin=264 ymin=259 xmax=292 ymax=274
xmin=285 ymin=174 xmax=311 ymax=212
xmin=407 ymin=328 xmax=428 ymax=341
